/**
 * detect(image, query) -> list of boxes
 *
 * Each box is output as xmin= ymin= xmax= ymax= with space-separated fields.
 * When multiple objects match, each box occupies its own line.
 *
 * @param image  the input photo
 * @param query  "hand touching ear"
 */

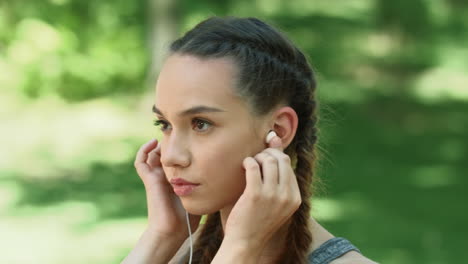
xmin=215 ymin=133 xmax=301 ymax=262
xmin=267 ymin=132 xmax=283 ymax=149
xmin=134 ymin=139 xmax=200 ymax=240
xmin=123 ymin=139 xmax=202 ymax=264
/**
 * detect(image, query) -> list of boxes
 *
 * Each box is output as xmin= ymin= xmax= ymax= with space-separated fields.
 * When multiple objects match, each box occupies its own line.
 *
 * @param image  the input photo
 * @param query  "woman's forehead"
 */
xmin=154 ymin=54 xmax=245 ymax=115
xmin=157 ymin=54 xmax=237 ymax=91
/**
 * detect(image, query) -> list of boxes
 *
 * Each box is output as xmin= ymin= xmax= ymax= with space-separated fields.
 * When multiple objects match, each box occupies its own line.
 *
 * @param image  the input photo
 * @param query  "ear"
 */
xmin=270 ymin=106 xmax=298 ymax=149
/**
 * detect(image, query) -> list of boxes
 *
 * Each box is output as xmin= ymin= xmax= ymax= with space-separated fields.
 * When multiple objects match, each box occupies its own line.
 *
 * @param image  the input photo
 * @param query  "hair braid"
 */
xmin=282 ymin=117 xmax=316 ymax=264
xmin=279 ymin=53 xmax=318 ymax=264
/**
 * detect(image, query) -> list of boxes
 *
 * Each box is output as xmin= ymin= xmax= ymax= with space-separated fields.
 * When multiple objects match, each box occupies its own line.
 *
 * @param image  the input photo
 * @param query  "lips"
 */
xmin=170 ymin=178 xmax=198 ymax=185
xmin=170 ymin=178 xmax=200 ymax=196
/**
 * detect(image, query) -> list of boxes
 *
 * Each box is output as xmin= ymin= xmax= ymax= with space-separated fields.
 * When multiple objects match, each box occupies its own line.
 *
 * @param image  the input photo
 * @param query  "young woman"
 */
xmin=122 ymin=17 xmax=377 ymax=264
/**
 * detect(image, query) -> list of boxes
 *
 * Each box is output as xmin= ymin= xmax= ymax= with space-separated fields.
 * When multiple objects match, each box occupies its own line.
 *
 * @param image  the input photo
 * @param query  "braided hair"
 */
xmin=169 ymin=16 xmax=318 ymax=264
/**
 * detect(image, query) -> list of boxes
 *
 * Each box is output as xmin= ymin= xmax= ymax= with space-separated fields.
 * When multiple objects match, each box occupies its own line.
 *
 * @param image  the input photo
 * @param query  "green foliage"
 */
xmin=1 ymin=0 xmax=148 ymax=101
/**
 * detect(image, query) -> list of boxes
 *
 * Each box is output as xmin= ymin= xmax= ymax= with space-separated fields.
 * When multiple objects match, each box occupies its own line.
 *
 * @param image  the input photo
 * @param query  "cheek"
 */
xmin=198 ymin=129 xmax=260 ymax=173
xmin=196 ymin=133 xmax=260 ymax=190
xmin=200 ymin=140 xmax=246 ymax=178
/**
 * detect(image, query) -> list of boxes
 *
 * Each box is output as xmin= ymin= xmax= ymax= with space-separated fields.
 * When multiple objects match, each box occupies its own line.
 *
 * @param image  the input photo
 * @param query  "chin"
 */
xmin=181 ymin=198 xmax=221 ymax=215
xmin=181 ymin=199 xmax=223 ymax=216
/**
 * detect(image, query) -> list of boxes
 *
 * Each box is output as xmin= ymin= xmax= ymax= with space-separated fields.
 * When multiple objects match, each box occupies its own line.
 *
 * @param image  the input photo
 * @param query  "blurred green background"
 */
xmin=1 ymin=0 xmax=467 ymax=263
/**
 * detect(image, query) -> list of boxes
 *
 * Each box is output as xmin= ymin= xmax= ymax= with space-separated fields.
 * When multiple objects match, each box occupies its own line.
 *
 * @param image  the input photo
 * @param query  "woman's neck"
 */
xmin=219 ymin=205 xmax=289 ymax=263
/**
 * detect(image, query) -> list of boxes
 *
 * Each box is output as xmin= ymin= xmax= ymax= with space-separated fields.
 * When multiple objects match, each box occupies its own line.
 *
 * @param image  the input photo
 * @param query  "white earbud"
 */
xmin=266 ymin=130 xmax=277 ymax=144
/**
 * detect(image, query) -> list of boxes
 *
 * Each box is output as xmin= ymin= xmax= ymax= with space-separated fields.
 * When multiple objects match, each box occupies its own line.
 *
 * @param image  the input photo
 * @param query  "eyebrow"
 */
xmin=152 ymin=105 xmax=226 ymax=117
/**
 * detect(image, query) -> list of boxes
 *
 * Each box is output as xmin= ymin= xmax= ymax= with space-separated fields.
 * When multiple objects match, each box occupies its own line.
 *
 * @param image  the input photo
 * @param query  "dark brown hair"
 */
xmin=170 ymin=16 xmax=318 ymax=264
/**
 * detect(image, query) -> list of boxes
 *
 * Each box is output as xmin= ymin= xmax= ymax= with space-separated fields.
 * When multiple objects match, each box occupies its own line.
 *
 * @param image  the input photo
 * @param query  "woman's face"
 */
xmin=154 ymin=54 xmax=269 ymax=215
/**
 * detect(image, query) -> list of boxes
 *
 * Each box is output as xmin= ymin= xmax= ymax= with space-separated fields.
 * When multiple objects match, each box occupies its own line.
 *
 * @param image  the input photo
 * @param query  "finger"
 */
xmin=242 ymin=157 xmax=263 ymax=193
xmin=263 ymin=149 xmax=301 ymax=211
xmin=263 ymin=148 xmax=294 ymax=187
xmin=268 ymin=135 xmax=283 ymax=151
xmin=134 ymin=139 xmax=158 ymax=174
xmin=155 ymin=142 xmax=161 ymax=155
xmin=254 ymin=152 xmax=279 ymax=187
xmin=262 ymin=147 xmax=301 ymax=211
xmin=147 ymin=146 xmax=162 ymax=168
xmin=288 ymin=175 xmax=301 ymax=209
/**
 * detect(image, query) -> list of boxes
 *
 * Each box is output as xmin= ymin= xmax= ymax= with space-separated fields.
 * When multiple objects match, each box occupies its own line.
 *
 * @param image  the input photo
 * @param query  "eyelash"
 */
xmin=153 ymin=119 xmax=171 ymax=131
xmin=153 ymin=118 xmax=213 ymax=133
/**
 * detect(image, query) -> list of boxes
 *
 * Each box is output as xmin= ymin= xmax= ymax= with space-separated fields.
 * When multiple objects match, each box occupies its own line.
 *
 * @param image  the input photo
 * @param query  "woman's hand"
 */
xmin=134 ymin=139 xmax=201 ymax=241
xmin=222 ymin=136 xmax=301 ymax=250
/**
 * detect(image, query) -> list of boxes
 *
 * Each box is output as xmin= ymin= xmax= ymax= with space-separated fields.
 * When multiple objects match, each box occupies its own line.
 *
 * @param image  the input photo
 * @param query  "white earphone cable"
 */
xmin=185 ymin=210 xmax=193 ymax=264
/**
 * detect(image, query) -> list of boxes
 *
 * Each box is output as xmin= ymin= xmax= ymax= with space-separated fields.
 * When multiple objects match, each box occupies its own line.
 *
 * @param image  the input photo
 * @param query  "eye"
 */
xmin=153 ymin=119 xmax=171 ymax=132
xmin=192 ymin=118 xmax=212 ymax=132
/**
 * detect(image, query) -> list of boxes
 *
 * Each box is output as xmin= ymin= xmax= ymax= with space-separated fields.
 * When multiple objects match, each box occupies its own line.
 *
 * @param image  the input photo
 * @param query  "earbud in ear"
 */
xmin=265 ymin=130 xmax=277 ymax=144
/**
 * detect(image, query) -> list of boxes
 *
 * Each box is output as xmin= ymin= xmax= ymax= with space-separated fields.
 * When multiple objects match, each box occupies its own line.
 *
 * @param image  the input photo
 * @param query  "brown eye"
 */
xmin=192 ymin=118 xmax=212 ymax=132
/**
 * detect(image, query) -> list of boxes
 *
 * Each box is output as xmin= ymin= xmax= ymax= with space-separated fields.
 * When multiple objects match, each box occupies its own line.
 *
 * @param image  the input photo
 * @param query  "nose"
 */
xmin=160 ymin=132 xmax=191 ymax=168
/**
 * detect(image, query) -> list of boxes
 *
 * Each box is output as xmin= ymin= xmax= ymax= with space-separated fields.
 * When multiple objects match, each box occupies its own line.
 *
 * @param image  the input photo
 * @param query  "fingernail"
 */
xmin=270 ymin=136 xmax=283 ymax=149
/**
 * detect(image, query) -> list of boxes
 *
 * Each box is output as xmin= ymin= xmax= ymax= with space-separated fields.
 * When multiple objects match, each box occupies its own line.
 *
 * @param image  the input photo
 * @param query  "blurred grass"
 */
xmin=1 ymin=0 xmax=467 ymax=263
